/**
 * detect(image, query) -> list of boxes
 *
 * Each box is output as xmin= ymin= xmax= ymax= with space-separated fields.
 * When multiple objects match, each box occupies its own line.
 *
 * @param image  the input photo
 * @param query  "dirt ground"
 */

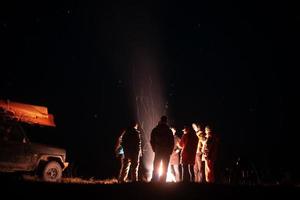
xmin=1 ymin=177 xmax=299 ymax=199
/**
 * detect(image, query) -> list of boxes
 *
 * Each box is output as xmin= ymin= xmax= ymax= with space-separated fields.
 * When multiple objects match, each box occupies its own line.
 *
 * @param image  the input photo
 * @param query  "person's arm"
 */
xmin=205 ymin=136 xmax=213 ymax=159
xmin=138 ymin=132 xmax=142 ymax=157
xmin=115 ymin=131 xmax=125 ymax=154
xmin=169 ymin=129 xmax=175 ymax=154
xmin=173 ymin=137 xmax=180 ymax=153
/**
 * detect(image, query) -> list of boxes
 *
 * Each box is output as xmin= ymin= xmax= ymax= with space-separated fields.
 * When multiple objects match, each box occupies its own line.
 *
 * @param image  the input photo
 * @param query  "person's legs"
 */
xmin=189 ymin=164 xmax=195 ymax=182
xmin=119 ymin=158 xmax=131 ymax=183
xmin=118 ymin=155 xmax=124 ymax=181
xmin=205 ymin=159 xmax=215 ymax=183
xmin=160 ymin=156 xmax=170 ymax=182
xmin=170 ymin=165 xmax=175 ymax=181
xmin=200 ymin=160 xmax=205 ymax=183
xmin=138 ymin=158 xmax=147 ymax=182
xmin=174 ymin=165 xmax=180 ymax=182
xmin=182 ymin=164 xmax=190 ymax=182
xmin=194 ymin=153 xmax=201 ymax=182
xmin=179 ymin=164 xmax=183 ymax=182
xmin=151 ymin=154 xmax=161 ymax=182
xmin=130 ymin=156 xmax=140 ymax=182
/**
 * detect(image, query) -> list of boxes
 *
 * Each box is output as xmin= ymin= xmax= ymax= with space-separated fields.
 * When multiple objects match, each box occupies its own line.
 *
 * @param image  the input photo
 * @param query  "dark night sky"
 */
xmin=1 ymin=1 xmax=299 ymax=179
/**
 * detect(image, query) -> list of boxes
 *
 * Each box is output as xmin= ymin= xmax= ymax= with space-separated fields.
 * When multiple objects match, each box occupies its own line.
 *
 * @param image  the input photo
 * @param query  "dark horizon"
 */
xmin=1 ymin=1 xmax=299 ymax=181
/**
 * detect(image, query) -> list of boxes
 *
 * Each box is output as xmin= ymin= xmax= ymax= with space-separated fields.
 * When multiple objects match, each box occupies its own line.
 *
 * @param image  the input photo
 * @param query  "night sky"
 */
xmin=1 ymin=1 xmax=299 ymax=180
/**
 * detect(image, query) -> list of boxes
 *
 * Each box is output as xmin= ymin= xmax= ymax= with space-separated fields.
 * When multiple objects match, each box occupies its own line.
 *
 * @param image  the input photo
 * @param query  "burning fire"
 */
xmin=158 ymin=161 xmax=176 ymax=182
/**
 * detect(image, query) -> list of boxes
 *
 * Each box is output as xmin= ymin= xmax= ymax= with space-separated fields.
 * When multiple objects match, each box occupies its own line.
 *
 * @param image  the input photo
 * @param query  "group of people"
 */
xmin=115 ymin=116 xmax=220 ymax=183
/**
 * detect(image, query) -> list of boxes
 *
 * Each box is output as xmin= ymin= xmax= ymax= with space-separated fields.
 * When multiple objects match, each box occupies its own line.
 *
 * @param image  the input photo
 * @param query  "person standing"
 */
xmin=118 ymin=120 xmax=141 ymax=183
xmin=203 ymin=125 xmax=220 ymax=183
xmin=150 ymin=116 xmax=174 ymax=182
xmin=192 ymin=123 xmax=206 ymax=183
xmin=169 ymin=127 xmax=181 ymax=182
xmin=179 ymin=125 xmax=198 ymax=182
xmin=115 ymin=129 xmax=125 ymax=182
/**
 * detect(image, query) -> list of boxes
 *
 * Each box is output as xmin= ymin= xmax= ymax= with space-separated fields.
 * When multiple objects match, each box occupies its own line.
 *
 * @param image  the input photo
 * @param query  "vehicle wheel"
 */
xmin=42 ymin=161 xmax=62 ymax=182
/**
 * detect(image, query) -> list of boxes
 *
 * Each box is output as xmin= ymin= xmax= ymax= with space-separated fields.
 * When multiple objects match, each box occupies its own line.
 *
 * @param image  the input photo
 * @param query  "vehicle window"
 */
xmin=0 ymin=125 xmax=24 ymax=142
xmin=0 ymin=126 xmax=8 ymax=141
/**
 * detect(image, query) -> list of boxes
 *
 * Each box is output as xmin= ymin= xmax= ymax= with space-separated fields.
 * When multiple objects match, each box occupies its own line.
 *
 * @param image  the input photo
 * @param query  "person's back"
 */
xmin=118 ymin=121 xmax=141 ymax=183
xmin=151 ymin=123 xmax=174 ymax=155
xmin=203 ymin=126 xmax=220 ymax=183
xmin=179 ymin=126 xmax=198 ymax=182
xmin=150 ymin=116 xmax=174 ymax=182
xmin=180 ymin=128 xmax=198 ymax=165
xmin=203 ymin=129 xmax=220 ymax=162
xmin=122 ymin=127 xmax=141 ymax=157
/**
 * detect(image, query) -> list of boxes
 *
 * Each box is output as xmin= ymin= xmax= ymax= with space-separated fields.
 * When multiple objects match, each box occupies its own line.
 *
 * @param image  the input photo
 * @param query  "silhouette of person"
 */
xmin=179 ymin=125 xmax=198 ymax=182
xmin=150 ymin=116 xmax=174 ymax=182
xmin=115 ymin=129 xmax=125 ymax=181
xmin=118 ymin=120 xmax=141 ymax=183
xmin=192 ymin=123 xmax=206 ymax=183
xmin=169 ymin=127 xmax=181 ymax=182
xmin=203 ymin=125 xmax=220 ymax=183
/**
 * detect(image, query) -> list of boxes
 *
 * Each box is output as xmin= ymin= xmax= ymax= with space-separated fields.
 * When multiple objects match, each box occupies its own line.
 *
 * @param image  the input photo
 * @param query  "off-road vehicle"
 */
xmin=0 ymin=100 xmax=68 ymax=182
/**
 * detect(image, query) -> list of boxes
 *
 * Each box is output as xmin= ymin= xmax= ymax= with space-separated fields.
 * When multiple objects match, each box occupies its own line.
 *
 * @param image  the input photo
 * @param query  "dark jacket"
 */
xmin=150 ymin=123 xmax=174 ymax=155
xmin=121 ymin=127 xmax=141 ymax=158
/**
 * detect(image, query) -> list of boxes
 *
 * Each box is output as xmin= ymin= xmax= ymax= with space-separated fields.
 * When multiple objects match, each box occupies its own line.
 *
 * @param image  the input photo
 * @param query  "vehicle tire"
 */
xmin=42 ymin=161 xmax=62 ymax=182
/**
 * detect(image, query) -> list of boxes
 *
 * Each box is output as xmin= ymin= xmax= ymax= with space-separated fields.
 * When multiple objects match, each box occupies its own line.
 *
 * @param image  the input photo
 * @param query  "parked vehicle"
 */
xmin=0 ymin=100 xmax=68 ymax=182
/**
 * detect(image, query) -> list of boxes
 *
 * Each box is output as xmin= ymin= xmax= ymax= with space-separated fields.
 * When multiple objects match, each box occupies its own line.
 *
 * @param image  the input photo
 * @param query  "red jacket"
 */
xmin=179 ymin=131 xmax=198 ymax=165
